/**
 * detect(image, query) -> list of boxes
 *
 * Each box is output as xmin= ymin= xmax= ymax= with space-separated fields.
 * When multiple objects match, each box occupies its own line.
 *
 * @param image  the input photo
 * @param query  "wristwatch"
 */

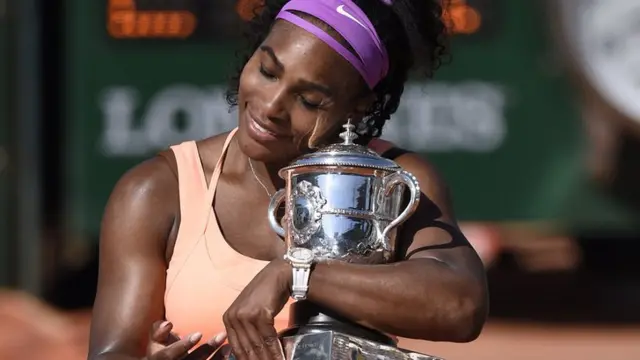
xmin=283 ymin=247 xmax=315 ymax=301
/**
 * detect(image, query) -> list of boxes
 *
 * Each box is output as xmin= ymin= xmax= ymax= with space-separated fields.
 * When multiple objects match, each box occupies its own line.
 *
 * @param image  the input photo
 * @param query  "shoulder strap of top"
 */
xmin=203 ymin=128 xmax=239 ymax=210
xmin=367 ymin=138 xmax=395 ymax=155
xmin=169 ymin=141 xmax=208 ymax=239
xmin=165 ymin=130 xmax=238 ymax=276
xmin=380 ymin=147 xmax=412 ymax=160
xmin=368 ymin=138 xmax=413 ymax=160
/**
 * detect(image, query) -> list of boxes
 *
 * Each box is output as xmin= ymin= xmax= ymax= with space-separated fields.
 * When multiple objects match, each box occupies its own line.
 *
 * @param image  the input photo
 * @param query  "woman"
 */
xmin=88 ymin=0 xmax=488 ymax=359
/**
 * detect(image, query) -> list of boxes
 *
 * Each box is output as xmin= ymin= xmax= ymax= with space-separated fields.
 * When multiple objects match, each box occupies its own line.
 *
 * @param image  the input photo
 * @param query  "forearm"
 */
xmin=306 ymin=257 xmax=487 ymax=342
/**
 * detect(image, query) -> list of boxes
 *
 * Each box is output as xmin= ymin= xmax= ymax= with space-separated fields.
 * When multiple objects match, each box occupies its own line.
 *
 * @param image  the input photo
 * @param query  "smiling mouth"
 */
xmin=247 ymin=107 xmax=292 ymax=138
xmin=251 ymin=117 xmax=279 ymax=137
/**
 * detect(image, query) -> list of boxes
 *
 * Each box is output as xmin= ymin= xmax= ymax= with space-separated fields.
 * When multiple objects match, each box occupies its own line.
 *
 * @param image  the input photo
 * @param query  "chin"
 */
xmin=236 ymin=123 xmax=297 ymax=165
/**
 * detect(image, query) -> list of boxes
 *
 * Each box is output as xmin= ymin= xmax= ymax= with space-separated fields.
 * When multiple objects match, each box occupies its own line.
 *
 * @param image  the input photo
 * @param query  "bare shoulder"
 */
xmin=390 ymin=151 xmax=486 ymax=275
xmin=106 ymin=156 xmax=179 ymax=215
xmin=102 ymin=131 xmax=232 ymax=250
xmin=100 ymin=155 xmax=180 ymax=254
xmin=393 ymin=151 xmax=454 ymax=223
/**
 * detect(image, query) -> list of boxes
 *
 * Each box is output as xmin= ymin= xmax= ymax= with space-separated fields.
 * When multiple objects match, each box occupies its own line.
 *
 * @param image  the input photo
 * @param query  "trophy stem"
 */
xmin=280 ymin=300 xmax=397 ymax=346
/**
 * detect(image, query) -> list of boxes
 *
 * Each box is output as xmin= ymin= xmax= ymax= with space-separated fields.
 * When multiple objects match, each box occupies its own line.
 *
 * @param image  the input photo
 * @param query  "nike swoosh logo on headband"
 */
xmin=336 ymin=5 xmax=367 ymax=29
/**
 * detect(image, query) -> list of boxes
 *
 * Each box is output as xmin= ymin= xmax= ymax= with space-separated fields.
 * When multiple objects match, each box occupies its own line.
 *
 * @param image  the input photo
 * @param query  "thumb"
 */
xmin=149 ymin=321 xmax=181 ymax=350
xmin=150 ymin=321 xmax=175 ymax=343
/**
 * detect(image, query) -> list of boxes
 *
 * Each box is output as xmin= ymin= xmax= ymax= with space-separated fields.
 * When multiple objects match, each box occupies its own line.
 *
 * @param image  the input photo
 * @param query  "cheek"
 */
xmin=290 ymin=111 xmax=344 ymax=148
xmin=238 ymin=61 xmax=260 ymax=103
xmin=287 ymin=109 xmax=317 ymax=149
xmin=312 ymin=118 xmax=344 ymax=145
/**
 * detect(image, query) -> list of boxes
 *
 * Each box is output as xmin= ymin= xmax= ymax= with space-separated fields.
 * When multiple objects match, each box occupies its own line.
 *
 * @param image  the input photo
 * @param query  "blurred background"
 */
xmin=1 ymin=0 xmax=640 ymax=358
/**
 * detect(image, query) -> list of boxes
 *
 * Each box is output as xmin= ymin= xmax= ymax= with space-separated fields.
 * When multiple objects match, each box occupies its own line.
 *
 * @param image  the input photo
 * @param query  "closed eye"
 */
xmin=259 ymin=63 xmax=277 ymax=80
xmin=298 ymin=95 xmax=323 ymax=110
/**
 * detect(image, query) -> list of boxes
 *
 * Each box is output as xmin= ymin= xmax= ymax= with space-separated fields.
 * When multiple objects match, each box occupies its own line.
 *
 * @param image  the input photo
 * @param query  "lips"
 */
xmin=247 ymin=109 xmax=290 ymax=138
xmin=251 ymin=116 xmax=279 ymax=137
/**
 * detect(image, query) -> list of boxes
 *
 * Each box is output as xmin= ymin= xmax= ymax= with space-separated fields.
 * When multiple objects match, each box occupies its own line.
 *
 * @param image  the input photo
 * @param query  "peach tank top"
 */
xmin=164 ymin=128 xmax=397 ymax=343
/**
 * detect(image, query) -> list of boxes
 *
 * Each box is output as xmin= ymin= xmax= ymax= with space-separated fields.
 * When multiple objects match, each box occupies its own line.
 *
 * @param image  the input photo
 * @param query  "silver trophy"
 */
xmin=266 ymin=121 xmax=444 ymax=360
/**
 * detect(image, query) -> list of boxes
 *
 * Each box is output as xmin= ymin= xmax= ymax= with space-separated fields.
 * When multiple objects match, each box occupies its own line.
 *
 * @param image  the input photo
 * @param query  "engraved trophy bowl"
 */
xmin=264 ymin=121 xmax=444 ymax=360
xmin=268 ymin=121 xmax=420 ymax=264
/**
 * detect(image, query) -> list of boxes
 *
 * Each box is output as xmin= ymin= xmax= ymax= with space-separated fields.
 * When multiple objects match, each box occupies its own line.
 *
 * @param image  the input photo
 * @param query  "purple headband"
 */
xmin=275 ymin=0 xmax=389 ymax=89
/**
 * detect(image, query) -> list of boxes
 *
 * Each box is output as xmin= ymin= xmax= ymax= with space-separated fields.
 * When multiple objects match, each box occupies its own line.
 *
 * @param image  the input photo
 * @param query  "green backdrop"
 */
xmin=64 ymin=0 xmax=640 ymax=240
xmin=0 ymin=11 xmax=9 ymax=283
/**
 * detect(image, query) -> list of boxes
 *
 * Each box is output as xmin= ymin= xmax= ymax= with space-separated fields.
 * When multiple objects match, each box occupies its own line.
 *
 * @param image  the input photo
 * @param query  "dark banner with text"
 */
xmin=63 ymin=0 xmax=640 ymax=240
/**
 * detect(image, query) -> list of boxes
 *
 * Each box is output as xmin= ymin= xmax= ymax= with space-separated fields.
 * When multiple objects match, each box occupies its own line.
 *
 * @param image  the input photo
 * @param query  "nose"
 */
xmin=262 ymin=84 xmax=289 ymax=124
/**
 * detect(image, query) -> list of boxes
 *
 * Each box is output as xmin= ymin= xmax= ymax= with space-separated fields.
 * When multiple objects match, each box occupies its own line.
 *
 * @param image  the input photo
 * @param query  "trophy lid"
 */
xmin=279 ymin=120 xmax=401 ymax=177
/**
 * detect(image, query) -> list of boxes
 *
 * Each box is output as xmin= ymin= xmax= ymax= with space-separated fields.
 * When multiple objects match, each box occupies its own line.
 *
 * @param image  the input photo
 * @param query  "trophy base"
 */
xmin=280 ymin=301 xmax=396 ymax=345
xmin=280 ymin=329 xmax=443 ymax=360
xmin=278 ymin=301 xmax=444 ymax=360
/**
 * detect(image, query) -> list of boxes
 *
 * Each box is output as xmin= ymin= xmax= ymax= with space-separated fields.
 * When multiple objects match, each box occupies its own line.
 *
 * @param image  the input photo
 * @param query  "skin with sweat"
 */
xmin=88 ymin=9 xmax=488 ymax=360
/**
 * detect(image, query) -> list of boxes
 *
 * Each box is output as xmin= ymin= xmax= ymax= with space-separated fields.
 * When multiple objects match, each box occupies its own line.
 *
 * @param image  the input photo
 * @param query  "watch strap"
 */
xmin=290 ymin=264 xmax=311 ymax=301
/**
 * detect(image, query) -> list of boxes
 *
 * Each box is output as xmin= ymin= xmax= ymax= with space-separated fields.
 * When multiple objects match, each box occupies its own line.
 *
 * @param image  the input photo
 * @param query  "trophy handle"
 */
xmin=381 ymin=171 xmax=421 ymax=240
xmin=268 ymin=189 xmax=286 ymax=238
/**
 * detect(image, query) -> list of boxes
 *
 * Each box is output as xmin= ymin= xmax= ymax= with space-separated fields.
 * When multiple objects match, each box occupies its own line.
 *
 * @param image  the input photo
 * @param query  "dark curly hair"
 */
xmin=226 ymin=0 xmax=449 ymax=145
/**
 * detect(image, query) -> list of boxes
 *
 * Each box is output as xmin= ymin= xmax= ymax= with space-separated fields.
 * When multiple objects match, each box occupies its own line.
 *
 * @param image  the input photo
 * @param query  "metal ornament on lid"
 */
xmin=339 ymin=119 xmax=358 ymax=145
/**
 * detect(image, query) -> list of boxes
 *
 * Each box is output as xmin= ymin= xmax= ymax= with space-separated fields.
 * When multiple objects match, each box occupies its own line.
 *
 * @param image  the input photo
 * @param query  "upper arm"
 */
xmin=396 ymin=153 xmax=485 ymax=279
xmin=88 ymin=157 xmax=179 ymax=358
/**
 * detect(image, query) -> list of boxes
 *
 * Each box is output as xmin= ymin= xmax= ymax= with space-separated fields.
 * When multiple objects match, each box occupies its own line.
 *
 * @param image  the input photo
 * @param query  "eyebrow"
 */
xmin=259 ymin=45 xmax=333 ymax=96
xmin=260 ymin=45 xmax=284 ymax=70
xmin=298 ymin=79 xmax=333 ymax=96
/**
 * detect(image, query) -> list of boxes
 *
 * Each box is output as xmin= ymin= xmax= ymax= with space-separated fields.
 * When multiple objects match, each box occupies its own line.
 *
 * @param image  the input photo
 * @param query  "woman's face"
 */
xmin=236 ymin=20 xmax=370 ymax=164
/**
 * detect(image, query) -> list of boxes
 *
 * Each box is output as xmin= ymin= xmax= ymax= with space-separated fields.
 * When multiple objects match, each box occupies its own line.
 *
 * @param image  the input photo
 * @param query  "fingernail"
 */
xmin=189 ymin=332 xmax=202 ymax=343
xmin=160 ymin=321 xmax=171 ymax=329
xmin=214 ymin=332 xmax=227 ymax=343
xmin=206 ymin=332 xmax=227 ymax=346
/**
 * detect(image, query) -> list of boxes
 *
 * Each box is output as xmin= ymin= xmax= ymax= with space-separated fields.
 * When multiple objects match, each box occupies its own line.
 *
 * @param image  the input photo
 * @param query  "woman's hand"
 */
xmin=145 ymin=320 xmax=227 ymax=360
xmin=223 ymin=259 xmax=291 ymax=360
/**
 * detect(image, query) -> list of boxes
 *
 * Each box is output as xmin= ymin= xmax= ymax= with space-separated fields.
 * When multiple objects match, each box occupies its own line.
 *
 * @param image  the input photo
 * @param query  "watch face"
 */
xmin=560 ymin=0 xmax=640 ymax=122
xmin=289 ymin=247 xmax=314 ymax=262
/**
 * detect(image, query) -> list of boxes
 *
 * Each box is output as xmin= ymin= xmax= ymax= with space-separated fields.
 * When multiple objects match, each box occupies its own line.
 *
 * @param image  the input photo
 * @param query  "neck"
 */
xmin=264 ymin=161 xmax=287 ymax=190
xmin=243 ymin=152 xmax=289 ymax=193
xmin=238 ymin=137 xmax=344 ymax=193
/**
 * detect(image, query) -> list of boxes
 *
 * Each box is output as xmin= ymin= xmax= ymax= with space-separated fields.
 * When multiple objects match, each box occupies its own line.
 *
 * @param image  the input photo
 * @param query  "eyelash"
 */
xmin=298 ymin=96 xmax=322 ymax=110
xmin=259 ymin=64 xmax=276 ymax=80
